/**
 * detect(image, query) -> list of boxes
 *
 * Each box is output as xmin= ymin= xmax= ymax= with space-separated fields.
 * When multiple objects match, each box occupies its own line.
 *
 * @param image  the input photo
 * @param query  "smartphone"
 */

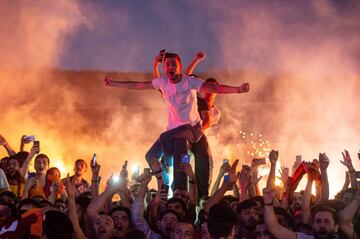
xmin=132 ymin=166 xmax=140 ymax=180
xmin=252 ymin=158 xmax=266 ymax=166
xmin=123 ymin=160 xmax=128 ymax=169
xmin=27 ymin=172 xmax=36 ymax=179
xmin=91 ymin=153 xmax=97 ymax=167
xmin=158 ymin=49 xmax=166 ymax=62
xmin=224 ymin=175 xmax=229 ymax=182
xmin=223 ymin=159 xmax=229 ymax=165
xmin=33 ymin=141 xmax=40 ymax=153
xmin=24 ymin=135 xmax=35 ymax=142
xmin=181 ymin=154 xmax=190 ymax=164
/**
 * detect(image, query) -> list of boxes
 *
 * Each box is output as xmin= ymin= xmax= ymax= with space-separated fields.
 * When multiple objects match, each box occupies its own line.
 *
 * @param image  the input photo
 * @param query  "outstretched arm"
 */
xmin=184 ymin=51 xmax=206 ymax=75
xmin=104 ymin=77 xmax=154 ymax=90
xmin=199 ymin=82 xmax=249 ymax=94
xmin=0 ymin=134 xmax=16 ymax=156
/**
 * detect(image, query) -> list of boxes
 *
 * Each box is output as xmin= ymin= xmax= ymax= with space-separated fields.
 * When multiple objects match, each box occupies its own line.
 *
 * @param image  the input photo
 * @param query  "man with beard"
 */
xmin=263 ymin=187 xmax=347 ymax=239
xmin=171 ymin=219 xmax=194 ymax=239
xmin=5 ymin=156 xmax=25 ymax=198
xmin=105 ymin=52 xmax=249 ymax=191
xmin=66 ymin=159 xmax=90 ymax=196
xmin=236 ymin=199 xmax=259 ymax=239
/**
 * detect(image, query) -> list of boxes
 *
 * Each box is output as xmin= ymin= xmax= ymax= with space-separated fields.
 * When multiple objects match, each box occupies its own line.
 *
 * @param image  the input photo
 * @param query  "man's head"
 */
xmin=6 ymin=157 xmax=20 ymax=178
xmin=173 ymin=189 xmax=189 ymax=204
xmin=42 ymin=210 xmax=74 ymax=238
xmin=171 ymin=219 xmax=194 ymax=239
xmin=255 ymin=221 xmax=275 ymax=239
xmin=74 ymin=159 xmax=87 ymax=177
xmin=163 ymin=53 xmax=182 ymax=80
xmin=18 ymin=198 xmax=41 ymax=215
xmin=166 ymin=198 xmax=187 ymax=218
xmin=158 ymin=210 xmax=179 ymax=238
xmin=312 ymin=205 xmax=339 ymax=239
xmin=237 ymin=199 xmax=259 ymax=231
xmin=110 ymin=206 xmax=131 ymax=238
xmin=208 ymin=203 xmax=239 ymax=239
xmin=290 ymin=192 xmax=303 ymax=213
xmin=94 ymin=214 xmax=115 ymax=239
xmin=34 ymin=154 xmax=49 ymax=175
xmin=0 ymin=191 xmax=17 ymax=205
xmin=46 ymin=167 xmax=60 ymax=181
xmin=341 ymin=188 xmax=357 ymax=205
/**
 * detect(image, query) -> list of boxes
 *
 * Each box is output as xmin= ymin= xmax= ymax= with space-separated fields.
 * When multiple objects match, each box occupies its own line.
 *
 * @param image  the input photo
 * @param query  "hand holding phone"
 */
xmin=33 ymin=141 xmax=40 ymax=154
xmin=91 ymin=153 xmax=97 ymax=167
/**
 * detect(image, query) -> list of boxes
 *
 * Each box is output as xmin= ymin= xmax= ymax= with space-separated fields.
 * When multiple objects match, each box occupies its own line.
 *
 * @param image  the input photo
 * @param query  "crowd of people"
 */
xmin=1 ymin=51 xmax=360 ymax=239
xmin=1 ymin=134 xmax=360 ymax=239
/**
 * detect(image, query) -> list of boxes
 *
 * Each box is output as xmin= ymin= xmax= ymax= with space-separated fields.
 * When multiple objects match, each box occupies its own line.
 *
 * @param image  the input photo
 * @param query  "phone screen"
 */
xmin=181 ymin=154 xmax=190 ymax=164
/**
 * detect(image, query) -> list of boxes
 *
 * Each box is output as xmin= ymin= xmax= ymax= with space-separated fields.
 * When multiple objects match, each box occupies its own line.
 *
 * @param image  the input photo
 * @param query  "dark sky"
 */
xmin=56 ymin=0 xmax=358 ymax=72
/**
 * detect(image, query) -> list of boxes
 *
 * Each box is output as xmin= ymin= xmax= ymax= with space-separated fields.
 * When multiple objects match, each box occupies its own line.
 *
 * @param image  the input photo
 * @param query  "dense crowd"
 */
xmin=0 ymin=134 xmax=360 ymax=239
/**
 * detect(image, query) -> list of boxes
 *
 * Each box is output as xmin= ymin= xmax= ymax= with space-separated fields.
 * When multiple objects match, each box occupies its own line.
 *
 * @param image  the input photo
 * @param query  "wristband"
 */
xmin=153 ymin=169 xmax=162 ymax=175
xmin=264 ymin=200 xmax=274 ymax=206
xmin=92 ymin=177 xmax=101 ymax=183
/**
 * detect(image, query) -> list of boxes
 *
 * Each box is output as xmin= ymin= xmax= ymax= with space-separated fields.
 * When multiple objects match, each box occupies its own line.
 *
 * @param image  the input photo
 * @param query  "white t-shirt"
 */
xmin=0 ymin=168 xmax=10 ymax=191
xmin=152 ymin=74 xmax=203 ymax=130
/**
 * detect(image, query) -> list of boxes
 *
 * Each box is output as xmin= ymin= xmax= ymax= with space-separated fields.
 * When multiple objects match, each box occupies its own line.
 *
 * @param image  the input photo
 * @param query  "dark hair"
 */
xmin=75 ymin=159 xmax=87 ymax=167
xmin=166 ymin=197 xmax=187 ymax=214
xmin=0 ymin=190 xmax=17 ymax=202
xmin=205 ymin=77 xmax=219 ymax=85
xmin=14 ymin=151 xmax=29 ymax=166
xmin=43 ymin=210 xmax=74 ymax=238
xmin=311 ymin=204 xmax=338 ymax=224
xmin=35 ymin=154 xmax=50 ymax=165
xmin=237 ymin=199 xmax=257 ymax=213
xmin=164 ymin=52 xmax=181 ymax=64
xmin=18 ymin=198 xmax=41 ymax=210
xmin=274 ymin=206 xmax=295 ymax=229
xmin=208 ymin=203 xmax=239 ymax=238
xmin=110 ymin=206 xmax=132 ymax=223
xmin=159 ymin=209 xmax=179 ymax=221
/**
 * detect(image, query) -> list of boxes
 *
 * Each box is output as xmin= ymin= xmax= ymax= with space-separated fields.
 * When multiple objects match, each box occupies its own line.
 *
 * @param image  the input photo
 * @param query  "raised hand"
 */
xmin=277 ymin=166 xmax=289 ymax=185
xmin=21 ymin=135 xmax=32 ymax=145
xmin=304 ymin=162 xmax=318 ymax=180
xmin=340 ymin=150 xmax=354 ymax=170
xmin=181 ymin=163 xmax=195 ymax=179
xmin=91 ymin=161 xmax=101 ymax=178
xmin=195 ymin=51 xmax=206 ymax=60
xmin=239 ymin=166 xmax=251 ymax=187
xmin=227 ymin=160 xmax=239 ymax=184
xmin=63 ymin=174 xmax=76 ymax=198
xmin=104 ymin=76 xmax=113 ymax=86
xmin=0 ymin=134 xmax=7 ymax=146
xmin=262 ymin=187 xmax=277 ymax=205
xmin=238 ymin=83 xmax=250 ymax=93
xmin=29 ymin=144 xmax=40 ymax=156
xmin=269 ymin=150 xmax=279 ymax=165
xmin=219 ymin=163 xmax=231 ymax=176
xmin=319 ymin=153 xmax=329 ymax=171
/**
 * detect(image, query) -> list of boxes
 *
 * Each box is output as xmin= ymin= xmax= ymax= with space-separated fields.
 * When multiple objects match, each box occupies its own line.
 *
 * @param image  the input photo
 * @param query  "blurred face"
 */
xmin=74 ymin=161 xmax=87 ymax=177
xmin=239 ymin=207 xmax=259 ymax=230
xmin=159 ymin=212 xmax=178 ymax=237
xmin=201 ymin=222 xmax=210 ymax=239
xmin=6 ymin=158 xmax=19 ymax=177
xmin=35 ymin=157 xmax=49 ymax=175
xmin=171 ymin=222 xmax=194 ymax=239
xmin=313 ymin=211 xmax=338 ymax=239
xmin=0 ymin=205 xmax=12 ymax=222
xmin=94 ymin=215 xmax=115 ymax=239
xmin=164 ymin=57 xmax=182 ymax=79
xmin=112 ymin=210 xmax=130 ymax=237
xmin=290 ymin=192 xmax=303 ymax=212
xmin=167 ymin=202 xmax=186 ymax=218
xmin=255 ymin=223 xmax=274 ymax=239
xmin=173 ymin=189 xmax=189 ymax=203
xmin=342 ymin=192 xmax=355 ymax=205
xmin=47 ymin=168 xmax=60 ymax=180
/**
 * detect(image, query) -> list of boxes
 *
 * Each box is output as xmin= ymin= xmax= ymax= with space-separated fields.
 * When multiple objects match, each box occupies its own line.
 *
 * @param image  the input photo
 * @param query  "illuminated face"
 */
xmin=164 ymin=57 xmax=182 ymax=80
xmin=313 ymin=211 xmax=338 ymax=239
xmin=74 ymin=161 xmax=87 ymax=177
xmin=35 ymin=157 xmax=49 ymax=175
xmin=94 ymin=215 xmax=115 ymax=239
xmin=171 ymin=222 xmax=194 ymax=239
xmin=290 ymin=192 xmax=303 ymax=212
xmin=167 ymin=202 xmax=186 ymax=218
xmin=255 ymin=223 xmax=274 ymax=239
xmin=7 ymin=158 xmax=19 ymax=177
xmin=47 ymin=168 xmax=60 ymax=181
xmin=239 ymin=207 xmax=259 ymax=230
xmin=159 ymin=212 xmax=178 ymax=237
xmin=111 ymin=210 xmax=130 ymax=237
